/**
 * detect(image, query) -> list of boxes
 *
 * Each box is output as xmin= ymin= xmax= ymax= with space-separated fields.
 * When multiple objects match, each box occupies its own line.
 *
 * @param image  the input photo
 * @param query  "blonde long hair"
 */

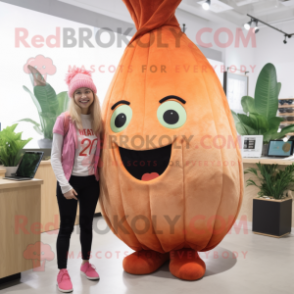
xmin=68 ymin=91 xmax=102 ymax=136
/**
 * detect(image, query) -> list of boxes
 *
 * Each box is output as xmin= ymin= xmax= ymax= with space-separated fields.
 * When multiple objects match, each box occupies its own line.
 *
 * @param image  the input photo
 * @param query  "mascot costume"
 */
xmin=99 ymin=0 xmax=243 ymax=281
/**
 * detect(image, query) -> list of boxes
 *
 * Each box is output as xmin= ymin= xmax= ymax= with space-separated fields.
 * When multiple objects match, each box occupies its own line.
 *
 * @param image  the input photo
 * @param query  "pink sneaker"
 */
xmin=57 ymin=269 xmax=73 ymax=293
xmin=80 ymin=262 xmax=100 ymax=280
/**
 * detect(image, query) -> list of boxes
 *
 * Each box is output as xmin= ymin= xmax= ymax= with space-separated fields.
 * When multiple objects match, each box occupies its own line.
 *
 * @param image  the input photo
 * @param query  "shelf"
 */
xmin=0 ymin=178 xmax=43 ymax=190
xmin=278 ymin=105 xmax=294 ymax=109
xmin=243 ymin=157 xmax=294 ymax=165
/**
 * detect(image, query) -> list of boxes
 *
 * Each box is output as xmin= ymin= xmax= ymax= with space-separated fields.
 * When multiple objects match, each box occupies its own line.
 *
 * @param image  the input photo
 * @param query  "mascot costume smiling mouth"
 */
xmin=99 ymin=0 xmax=243 ymax=281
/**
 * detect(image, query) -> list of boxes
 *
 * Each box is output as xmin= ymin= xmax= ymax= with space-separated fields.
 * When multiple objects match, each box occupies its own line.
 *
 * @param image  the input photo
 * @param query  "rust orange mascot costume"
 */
xmin=99 ymin=0 xmax=243 ymax=281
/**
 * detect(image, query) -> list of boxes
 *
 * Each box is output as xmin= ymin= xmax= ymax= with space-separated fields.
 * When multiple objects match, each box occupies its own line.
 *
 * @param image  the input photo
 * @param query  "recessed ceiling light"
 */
xmin=236 ymin=0 xmax=259 ymax=7
xmin=202 ymin=0 xmax=211 ymax=10
xmin=198 ymin=0 xmax=233 ymax=13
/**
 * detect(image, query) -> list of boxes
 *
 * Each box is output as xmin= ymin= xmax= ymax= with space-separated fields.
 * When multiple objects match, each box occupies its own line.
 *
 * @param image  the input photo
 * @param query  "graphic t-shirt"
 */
xmin=72 ymin=114 xmax=98 ymax=176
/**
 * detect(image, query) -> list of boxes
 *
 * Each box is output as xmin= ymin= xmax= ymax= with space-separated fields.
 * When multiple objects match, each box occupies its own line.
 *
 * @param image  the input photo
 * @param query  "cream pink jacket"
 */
xmin=52 ymin=112 xmax=100 ymax=181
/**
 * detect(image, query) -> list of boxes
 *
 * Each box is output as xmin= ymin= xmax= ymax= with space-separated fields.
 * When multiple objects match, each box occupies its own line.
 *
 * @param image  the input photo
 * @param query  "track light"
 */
xmin=253 ymin=20 xmax=259 ymax=34
xmin=244 ymin=18 xmax=259 ymax=34
xmin=244 ymin=19 xmax=252 ymax=31
xmin=283 ymin=34 xmax=291 ymax=44
xmin=202 ymin=0 xmax=211 ymax=10
xmin=245 ymin=13 xmax=293 ymax=45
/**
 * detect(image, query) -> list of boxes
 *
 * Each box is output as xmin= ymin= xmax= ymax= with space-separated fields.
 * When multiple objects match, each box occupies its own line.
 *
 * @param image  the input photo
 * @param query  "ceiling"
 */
xmin=58 ymin=0 xmax=294 ymax=32
xmin=184 ymin=0 xmax=294 ymax=30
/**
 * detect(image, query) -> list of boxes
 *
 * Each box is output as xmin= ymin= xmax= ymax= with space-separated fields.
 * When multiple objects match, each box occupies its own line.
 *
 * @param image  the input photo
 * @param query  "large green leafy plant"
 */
xmin=231 ymin=63 xmax=294 ymax=143
xmin=245 ymin=163 xmax=294 ymax=199
xmin=18 ymin=65 xmax=69 ymax=140
xmin=0 ymin=124 xmax=32 ymax=166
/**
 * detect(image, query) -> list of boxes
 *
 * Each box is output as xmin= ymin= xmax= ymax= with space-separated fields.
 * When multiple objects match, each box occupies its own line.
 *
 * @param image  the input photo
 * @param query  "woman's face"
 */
xmin=73 ymin=87 xmax=94 ymax=112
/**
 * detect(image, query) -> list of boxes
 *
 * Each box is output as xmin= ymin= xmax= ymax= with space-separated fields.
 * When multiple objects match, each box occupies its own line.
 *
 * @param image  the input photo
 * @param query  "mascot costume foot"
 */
xmin=123 ymin=250 xmax=169 ymax=275
xmin=169 ymin=250 xmax=206 ymax=281
xmin=99 ymin=0 xmax=243 ymax=281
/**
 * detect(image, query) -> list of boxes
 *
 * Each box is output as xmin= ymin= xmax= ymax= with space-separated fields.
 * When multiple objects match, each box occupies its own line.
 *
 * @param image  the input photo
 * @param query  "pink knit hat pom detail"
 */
xmin=65 ymin=67 xmax=92 ymax=85
xmin=65 ymin=67 xmax=97 ymax=98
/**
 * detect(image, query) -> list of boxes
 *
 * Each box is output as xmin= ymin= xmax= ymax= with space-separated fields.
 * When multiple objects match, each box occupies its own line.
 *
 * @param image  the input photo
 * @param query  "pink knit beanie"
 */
xmin=65 ymin=67 xmax=97 ymax=98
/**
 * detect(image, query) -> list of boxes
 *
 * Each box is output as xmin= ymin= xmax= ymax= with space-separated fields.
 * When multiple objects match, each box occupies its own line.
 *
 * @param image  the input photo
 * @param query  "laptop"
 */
xmin=3 ymin=151 xmax=44 ymax=181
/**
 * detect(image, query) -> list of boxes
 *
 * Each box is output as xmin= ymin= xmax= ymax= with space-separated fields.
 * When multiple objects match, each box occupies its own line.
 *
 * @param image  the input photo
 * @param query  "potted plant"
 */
xmin=231 ymin=63 xmax=294 ymax=156
xmin=0 ymin=124 xmax=32 ymax=176
xmin=245 ymin=163 xmax=293 ymax=237
xmin=17 ymin=65 xmax=69 ymax=149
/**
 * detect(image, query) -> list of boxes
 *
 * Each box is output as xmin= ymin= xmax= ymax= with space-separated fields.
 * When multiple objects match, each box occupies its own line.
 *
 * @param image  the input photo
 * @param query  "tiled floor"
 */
xmin=1 ymin=216 xmax=294 ymax=294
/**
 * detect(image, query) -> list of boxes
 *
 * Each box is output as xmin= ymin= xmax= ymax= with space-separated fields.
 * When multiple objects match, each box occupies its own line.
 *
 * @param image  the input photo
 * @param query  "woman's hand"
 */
xmin=64 ymin=189 xmax=78 ymax=200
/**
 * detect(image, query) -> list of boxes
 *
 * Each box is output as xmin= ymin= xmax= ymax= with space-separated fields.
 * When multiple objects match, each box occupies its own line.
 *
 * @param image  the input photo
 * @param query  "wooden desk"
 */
xmin=0 ymin=178 xmax=43 ymax=279
xmin=0 ymin=166 xmax=6 ymax=178
xmin=0 ymin=162 xmax=102 ymax=233
xmin=239 ymin=158 xmax=294 ymax=228
xmin=243 ymin=157 xmax=294 ymax=166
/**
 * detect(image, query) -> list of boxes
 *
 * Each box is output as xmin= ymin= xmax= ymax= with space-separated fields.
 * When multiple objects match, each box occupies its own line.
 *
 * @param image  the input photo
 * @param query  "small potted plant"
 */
xmin=0 ymin=124 xmax=32 ymax=176
xmin=245 ymin=163 xmax=293 ymax=237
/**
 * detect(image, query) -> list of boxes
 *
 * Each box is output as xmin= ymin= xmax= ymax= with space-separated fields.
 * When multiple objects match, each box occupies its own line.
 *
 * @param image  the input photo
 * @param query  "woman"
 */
xmin=51 ymin=67 xmax=102 ymax=293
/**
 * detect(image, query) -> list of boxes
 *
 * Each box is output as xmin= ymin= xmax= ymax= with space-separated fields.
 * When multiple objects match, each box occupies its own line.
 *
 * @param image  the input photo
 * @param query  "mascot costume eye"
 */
xmin=99 ymin=0 xmax=243 ymax=281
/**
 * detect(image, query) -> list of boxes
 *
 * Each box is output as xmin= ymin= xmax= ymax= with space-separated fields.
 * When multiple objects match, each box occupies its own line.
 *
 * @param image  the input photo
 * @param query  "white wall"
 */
xmin=222 ymin=21 xmax=294 ymax=98
xmin=0 ymin=1 xmax=129 ymax=148
xmin=223 ymin=26 xmax=256 ymax=97
xmin=175 ymin=9 xmax=256 ymax=96
xmin=250 ymin=24 xmax=294 ymax=99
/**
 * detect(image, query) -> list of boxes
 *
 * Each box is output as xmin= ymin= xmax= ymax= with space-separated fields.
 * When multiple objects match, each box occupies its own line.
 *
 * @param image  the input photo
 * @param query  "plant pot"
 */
xmin=261 ymin=143 xmax=269 ymax=156
xmin=38 ymin=139 xmax=52 ymax=149
xmin=5 ymin=166 xmax=18 ymax=177
xmin=253 ymin=197 xmax=292 ymax=237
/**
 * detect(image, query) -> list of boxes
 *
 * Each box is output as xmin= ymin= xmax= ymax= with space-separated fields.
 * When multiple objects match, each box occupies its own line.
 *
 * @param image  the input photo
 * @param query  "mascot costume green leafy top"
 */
xmin=99 ymin=0 xmax=243 ymax=281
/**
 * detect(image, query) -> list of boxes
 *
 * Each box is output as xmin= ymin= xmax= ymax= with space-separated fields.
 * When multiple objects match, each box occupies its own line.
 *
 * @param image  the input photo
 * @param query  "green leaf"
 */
xmin=23 ymin=86 xmax=42 ymax=113
xmin=241 ymin=96 xmax=256 ymax=114
xmin=39 ymin=113 xmax=56 ymax=140
xmin=0 ymin=124 xmax=32 ymax=166
xmin=271 ymin=124 xmax=294 ymax=140
xmin=14 ymin=118 xmax=41 ymax=128
xmin=237 ymin=114 xmax=256 ymax=128
xmin=231 ymin=110 xmax=239 ymax=123
xmin=249 ymin=114 xmax=268 ymax=133
xmin=56 ymin=91 xmax=69 ymax=116
xmin=230 ymin=64 xmax=286 ymax=144
xmin=263 ymin=132 xmax=274 ymax=144
xmin=14 ymin=118 xmax=44 ymax=136
xmin=245 ymin=162 xmax=292 ymax=199
xmin=254 ymin=63 xmax=280 ymax=119
xmin=277 ymin=82 xmax=282 ymax=97
xmin=233 ymin=113 xmax=258 ymax=135
xmin=22 ymin=83 xmax=60 ymax=140
xmin=33 ymin=125 xmax=43 ymax=136
xmin=232 ymin=111 xmax=249 ymax=135
xmin=34 ymin=83 xmax=58 ymax=115
xmin=27 ymin=65 xmax=46 ymax=86
xmin=268 ymin=117 xmax=284 ymax=133
xmin=235 ymin=122 xmax=248 ymax=135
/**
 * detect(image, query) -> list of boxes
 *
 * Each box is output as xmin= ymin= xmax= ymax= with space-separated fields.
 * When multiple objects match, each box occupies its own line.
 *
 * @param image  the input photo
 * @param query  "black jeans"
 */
xmin=56 ymin=175 xmax=100 ymax=269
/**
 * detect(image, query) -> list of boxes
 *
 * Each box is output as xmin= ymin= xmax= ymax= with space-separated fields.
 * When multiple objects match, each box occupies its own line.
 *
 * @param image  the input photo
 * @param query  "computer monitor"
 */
xmin=16 ymin=151 xmax=44 ymax=178
xmin=267 ymin=140 xmax=294 ymax=157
